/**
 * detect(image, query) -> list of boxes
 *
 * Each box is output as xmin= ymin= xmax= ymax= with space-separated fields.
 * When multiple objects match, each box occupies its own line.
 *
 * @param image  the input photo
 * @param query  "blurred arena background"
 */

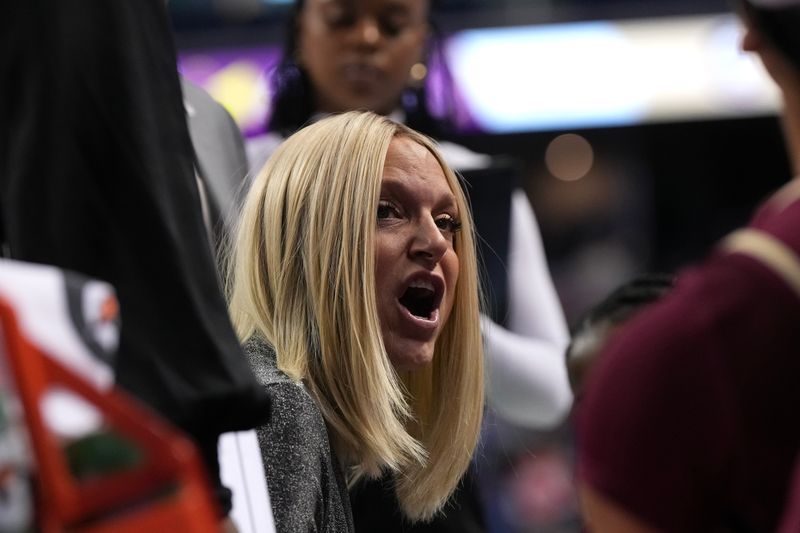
xmin=168 ymin=2 xmax=790 ymax=531
xmin=171 ymin=0 xmax=788 ymax=324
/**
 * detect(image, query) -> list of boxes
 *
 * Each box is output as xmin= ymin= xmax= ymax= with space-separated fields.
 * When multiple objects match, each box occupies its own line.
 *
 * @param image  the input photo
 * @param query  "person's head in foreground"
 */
xmin=737 ymin=0 xmax=800 ymax=176
xmin=228 ymin=111 xmax=484 ymax=521
xmin=738 ymin=0 xmax=800 ymax=74
xmin=565 ymin=274 xmax=674 ymax=399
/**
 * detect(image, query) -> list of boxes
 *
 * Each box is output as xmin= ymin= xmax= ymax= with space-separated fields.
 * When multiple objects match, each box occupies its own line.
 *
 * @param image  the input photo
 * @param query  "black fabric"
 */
xmin=350 ymin=469 xmax=485 ymax=533
xmin=459 ymin=161 xmax=517 ymax=326
xmin=1 ymin=0 xmax=269 ymax=513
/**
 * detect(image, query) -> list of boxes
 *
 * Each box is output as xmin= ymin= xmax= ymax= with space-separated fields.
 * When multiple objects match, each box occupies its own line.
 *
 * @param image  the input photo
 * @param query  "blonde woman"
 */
xmin=228 ymin=111 xmax=484 ymax=531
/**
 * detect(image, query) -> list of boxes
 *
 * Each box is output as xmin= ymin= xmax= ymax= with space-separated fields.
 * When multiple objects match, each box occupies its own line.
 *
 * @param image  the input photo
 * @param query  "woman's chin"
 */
xmin=388 ymin=348 xmax=435 ymax=372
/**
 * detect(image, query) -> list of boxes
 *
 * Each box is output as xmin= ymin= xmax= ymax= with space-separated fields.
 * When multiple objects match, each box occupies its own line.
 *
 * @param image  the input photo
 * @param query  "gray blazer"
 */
xmin=244 ymin=335 xmax=355 ymax=533
xmin=181 ymin=79 xmax=249 ymax=247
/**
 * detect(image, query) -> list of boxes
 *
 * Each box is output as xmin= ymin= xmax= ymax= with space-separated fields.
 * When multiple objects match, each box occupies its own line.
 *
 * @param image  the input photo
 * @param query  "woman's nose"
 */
xmin=352 ymin=17 xmax=381 ymax=48
xmin=409 ymin=218 xmax=449 ymax=265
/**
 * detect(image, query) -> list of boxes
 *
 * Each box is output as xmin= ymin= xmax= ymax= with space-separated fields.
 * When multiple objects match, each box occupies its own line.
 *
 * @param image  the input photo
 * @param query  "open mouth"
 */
xmin=398 ymin=278 xmax=443 ymax=321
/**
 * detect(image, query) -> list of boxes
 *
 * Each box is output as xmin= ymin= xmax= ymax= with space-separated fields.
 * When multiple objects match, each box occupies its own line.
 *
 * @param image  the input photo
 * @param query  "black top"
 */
xmin=350 ymin=469 xmax=485 ymax=533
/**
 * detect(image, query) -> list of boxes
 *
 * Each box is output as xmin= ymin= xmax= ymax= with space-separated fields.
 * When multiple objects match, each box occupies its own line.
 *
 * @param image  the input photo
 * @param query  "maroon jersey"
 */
xmin=578 ymin=188 xmax=800 ymax=532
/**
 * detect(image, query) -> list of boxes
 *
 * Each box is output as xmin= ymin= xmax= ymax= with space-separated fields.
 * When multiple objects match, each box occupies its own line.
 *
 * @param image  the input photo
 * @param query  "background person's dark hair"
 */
xmin=267 ymin=0 xmax=457 ymax=138
xmin=572 ymin=273 xmax=675 ymax=333
xmin=565 ymin=273 xmax=675 ymax=396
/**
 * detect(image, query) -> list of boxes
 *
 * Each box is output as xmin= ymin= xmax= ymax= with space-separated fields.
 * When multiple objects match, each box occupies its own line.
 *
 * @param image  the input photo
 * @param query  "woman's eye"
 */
xmin=377 ymin=201 xmax=400 ymax=220
xmin=325 ymin=7 xmax=355 ymax=28
xmin=435 ymin=215 xmax=462 ymax=234
xmin=380 ymin=17 xmax=404 ymax=37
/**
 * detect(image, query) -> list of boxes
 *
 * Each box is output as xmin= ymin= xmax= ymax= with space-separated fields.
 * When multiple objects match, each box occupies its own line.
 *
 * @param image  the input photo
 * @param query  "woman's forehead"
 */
xmin=384 ymin=137 xmax=440 ymax=174
xmin=382 ymin=138 xmax=455 ymax=201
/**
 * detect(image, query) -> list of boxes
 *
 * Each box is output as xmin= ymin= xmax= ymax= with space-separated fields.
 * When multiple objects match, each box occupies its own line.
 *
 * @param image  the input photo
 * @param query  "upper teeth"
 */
xmin=409 ymin=279 xmax=435 ymax=291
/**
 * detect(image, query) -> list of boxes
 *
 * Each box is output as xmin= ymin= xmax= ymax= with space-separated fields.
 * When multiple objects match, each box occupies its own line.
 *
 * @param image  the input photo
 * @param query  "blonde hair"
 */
xmin=228 ymin=111 xmax=484 ymax=521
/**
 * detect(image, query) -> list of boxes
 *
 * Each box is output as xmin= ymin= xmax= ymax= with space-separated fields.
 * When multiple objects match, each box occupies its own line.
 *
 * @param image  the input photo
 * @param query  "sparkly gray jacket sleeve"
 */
xmin=243 ymin=336 xmax=354 ymax=533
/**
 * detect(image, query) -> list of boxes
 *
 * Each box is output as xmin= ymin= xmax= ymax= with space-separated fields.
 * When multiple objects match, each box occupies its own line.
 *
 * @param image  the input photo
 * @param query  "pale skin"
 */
xmin=375 ymin=136 xmax=460 ymax=371
xmin=579 ymin=11 xmax=800 ymax=533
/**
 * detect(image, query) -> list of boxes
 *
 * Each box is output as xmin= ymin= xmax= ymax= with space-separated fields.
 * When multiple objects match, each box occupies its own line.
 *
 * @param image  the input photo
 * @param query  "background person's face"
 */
xmin=375 ymin=137 xmax=459 ymax=370
xmin=297 ymin=0 xmax=429 ymax=116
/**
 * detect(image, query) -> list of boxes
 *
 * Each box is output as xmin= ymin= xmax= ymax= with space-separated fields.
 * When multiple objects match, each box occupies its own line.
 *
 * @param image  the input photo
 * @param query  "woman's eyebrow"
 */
xmin=321 ymin=0 xmax=349 ymax=10
xmin=380 ymin=177 xmax=458 ymax=212
xmin=438 ymin=193 xmax=458 ymax=214
xmin=383 ymin=3 xmax=411 ymax=15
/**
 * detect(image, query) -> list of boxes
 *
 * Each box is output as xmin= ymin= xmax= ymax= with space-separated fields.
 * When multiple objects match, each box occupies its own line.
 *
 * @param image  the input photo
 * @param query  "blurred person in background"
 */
xmin=462 ymin=271 xmax=673 ymax=533
xmin=0 ymin=0 xmax=270 ymax=525
xmin=246 ymin=1 xmax=573 ymax=529
xmin=565 ymin=273 xmax=673 ymax=398
xmin=228 ymin=111 xmax=485 ymax=532
xmin=577 ymin=0 xmax=800 ymax=530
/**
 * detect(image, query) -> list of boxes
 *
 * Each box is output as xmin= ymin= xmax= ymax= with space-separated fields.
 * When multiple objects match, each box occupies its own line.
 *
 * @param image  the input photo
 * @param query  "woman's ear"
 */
xmin=415 ymin=21 xmax=431 ymax=62
xmin=407 ymin=22 xmax=432 ymax=88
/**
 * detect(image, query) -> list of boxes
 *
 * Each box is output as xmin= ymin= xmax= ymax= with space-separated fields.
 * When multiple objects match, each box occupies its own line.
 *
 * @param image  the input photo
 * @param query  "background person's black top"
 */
xmin=0 ymin=0 xmax=269 ymax=514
